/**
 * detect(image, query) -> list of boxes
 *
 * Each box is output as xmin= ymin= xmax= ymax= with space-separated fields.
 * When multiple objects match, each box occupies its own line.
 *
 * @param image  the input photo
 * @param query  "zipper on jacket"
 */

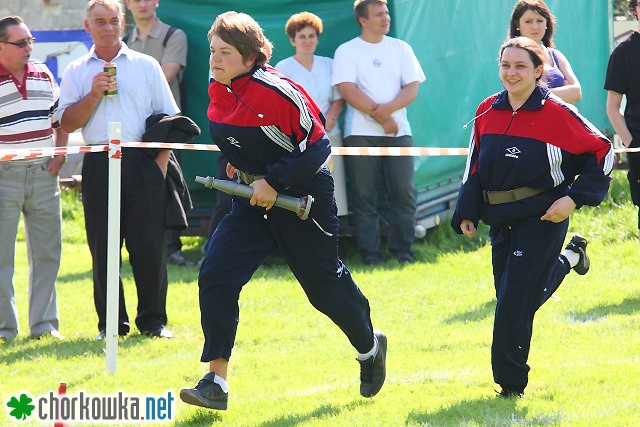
xmin=224 ymin=83 xmax=264 ymax=119
xmin=503 ymin=110 xmax=517 ymax=134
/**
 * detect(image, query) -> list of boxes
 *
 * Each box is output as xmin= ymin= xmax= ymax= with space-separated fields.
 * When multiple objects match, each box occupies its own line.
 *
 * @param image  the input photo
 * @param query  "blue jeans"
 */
xmin=345 ymin=135 xmax=417 ymax=257
xmin=0 ymin=159 xmax=61 ymax=338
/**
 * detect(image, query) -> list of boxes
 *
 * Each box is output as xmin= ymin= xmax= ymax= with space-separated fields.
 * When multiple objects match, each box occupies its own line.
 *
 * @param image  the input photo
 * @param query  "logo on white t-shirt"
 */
xmin=372 ymin=58 xmax=382 ymax=68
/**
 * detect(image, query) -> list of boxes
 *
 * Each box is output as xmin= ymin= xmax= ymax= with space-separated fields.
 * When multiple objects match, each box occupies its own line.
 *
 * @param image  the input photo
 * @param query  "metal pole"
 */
xmin=106 ymin=122 xmax=122 ymax=373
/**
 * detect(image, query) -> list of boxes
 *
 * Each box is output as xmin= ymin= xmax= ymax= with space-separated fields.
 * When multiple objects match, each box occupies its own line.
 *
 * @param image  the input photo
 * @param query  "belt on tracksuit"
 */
xmin=482 ymin=186 xmax=544 ymax=205
xmin=236 ymin=170 xmax=265 ymax=185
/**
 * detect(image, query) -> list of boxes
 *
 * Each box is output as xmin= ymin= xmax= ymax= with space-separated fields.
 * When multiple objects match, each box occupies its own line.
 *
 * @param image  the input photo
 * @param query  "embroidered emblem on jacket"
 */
xmin=505 ymin=147 xmax=521 ymax=158
xmin=227 ymin=136 xmax=241 ymax=148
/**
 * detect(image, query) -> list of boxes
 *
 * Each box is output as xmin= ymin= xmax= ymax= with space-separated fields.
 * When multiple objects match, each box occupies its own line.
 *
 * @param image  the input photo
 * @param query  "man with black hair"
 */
xmin=0 ymin=15 xmax=67 ymax=341
xmin=605 ymin=0 xmax=640 ymax=241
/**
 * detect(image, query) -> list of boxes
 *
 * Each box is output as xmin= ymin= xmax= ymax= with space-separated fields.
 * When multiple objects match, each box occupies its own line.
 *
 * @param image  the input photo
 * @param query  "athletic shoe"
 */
xmin=498 ymin=388 xmax=524 ymax=399
xmin=180 ymin=372 xmax=228 ymax=410
xmin=363 ymin=254 xmax=384 ymax=266
xmin=358 ymin=330 xmax=387 ymax=397
xmin=393 ymin=252 xmax=415 ymax=264
xmin=565 ymin=234 xmax=590 ymax=275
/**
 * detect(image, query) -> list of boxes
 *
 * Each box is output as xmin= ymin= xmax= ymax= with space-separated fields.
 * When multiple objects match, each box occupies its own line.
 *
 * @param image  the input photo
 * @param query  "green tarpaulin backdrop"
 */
xmin=157 ymin=0 xmax=612 ymax=213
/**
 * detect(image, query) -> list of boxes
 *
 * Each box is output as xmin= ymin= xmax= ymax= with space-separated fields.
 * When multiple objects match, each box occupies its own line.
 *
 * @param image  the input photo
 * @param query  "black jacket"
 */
xmin=142 ymin=113 xmax=201 ymax=230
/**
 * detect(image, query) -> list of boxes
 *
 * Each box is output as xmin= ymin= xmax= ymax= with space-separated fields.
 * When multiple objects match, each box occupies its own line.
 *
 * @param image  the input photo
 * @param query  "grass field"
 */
xmin=1 ymin=171 xmax=639 ymax=426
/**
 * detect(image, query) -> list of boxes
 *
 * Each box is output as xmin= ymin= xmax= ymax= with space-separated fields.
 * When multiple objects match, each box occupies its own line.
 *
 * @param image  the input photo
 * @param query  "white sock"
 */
xmin=213 ymin=374 xmax=229 ymax=393
xmin=562 ymin=249 xmax=580 ymax=267
xmin=357 ymin=335 xmax=379 ymax=361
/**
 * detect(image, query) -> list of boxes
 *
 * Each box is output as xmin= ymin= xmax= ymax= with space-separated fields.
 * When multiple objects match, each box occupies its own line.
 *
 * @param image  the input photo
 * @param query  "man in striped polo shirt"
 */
xmin=0 ymin=16 xmax=68 ymax=341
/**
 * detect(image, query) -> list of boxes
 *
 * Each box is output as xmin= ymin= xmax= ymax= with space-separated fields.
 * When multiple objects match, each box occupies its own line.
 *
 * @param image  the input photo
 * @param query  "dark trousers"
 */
xmin=489 ymin=216 xmax=571 ymax=391
xmin=166 ymin=150 xmax=184 ymax=254
xmin=203 ymin=153 xmax=233 ymax=252
xmin=82 ymin=150 xmax=168 ymax=332
xmin=166 ymin=230 xmax=183 ymax=254
xmin=345 ymin=135 xmax=417 ymax=257
xmin=627 ymin=139 xmax=640 ymax=227
xmin=198 ymin=169 xmax=374 ymax=361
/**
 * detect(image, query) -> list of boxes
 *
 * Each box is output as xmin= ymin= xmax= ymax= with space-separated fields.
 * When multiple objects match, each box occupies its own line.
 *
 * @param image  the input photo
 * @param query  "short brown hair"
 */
xmin=207 ymin=11 xmax=273 ymax=68
xmin=500 ymin=37 xmax=546 ymax=82
xmin=284 ymin=12 xmax=323 ymax=40
xmin=509 ymin=0 xmax=556 ymax=48
xmin=0 ymin=16 xmax=24 ymax=42
xmin=353 ymin=0 xmax=387 ymax=27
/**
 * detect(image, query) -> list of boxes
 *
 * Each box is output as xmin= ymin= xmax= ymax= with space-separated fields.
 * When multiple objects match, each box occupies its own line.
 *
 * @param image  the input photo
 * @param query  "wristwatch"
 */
xmin=54 ymin=154 xmax=67 ymax=163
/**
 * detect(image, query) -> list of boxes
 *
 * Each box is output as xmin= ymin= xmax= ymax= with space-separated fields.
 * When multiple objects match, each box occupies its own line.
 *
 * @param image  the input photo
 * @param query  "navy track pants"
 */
xmin=489 ymin=216 xmax=572 ymax=391
xmin=198 ymin=170 xmax=374 ymax=361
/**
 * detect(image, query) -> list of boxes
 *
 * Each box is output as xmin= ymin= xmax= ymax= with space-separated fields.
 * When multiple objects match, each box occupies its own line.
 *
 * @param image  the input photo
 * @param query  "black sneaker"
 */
xmin=565 ymin=234 xmax=589 ymax=275
xmin=393 ymin=252 xmax=414 ymax=264
xmin=180 ymin=372 xmax=228 ymax=410
xmin=358 ymin=330 xmax=387 ymax=398
xmin=498 ymin=388 xmax=524 ymax=399
xmin=363 ymin=255 xmax=383 ymax=266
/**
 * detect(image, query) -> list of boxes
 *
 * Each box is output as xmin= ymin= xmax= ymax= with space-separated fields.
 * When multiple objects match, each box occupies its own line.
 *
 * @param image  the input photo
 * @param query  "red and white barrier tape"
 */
xmin=0 ymin=145 xmax=107 ymax=161
xmin=1 ymin=141 xmax=638 ymax=162
xmin=331 ymin=146 xmax=469 ymax=156
xmin=121 ymin=141 xmax=217 ymax=151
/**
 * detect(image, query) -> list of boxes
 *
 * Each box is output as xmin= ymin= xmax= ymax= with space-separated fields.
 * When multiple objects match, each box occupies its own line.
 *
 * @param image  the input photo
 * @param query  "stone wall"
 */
xmin=2 ymin=0 xmax=125 ymax=30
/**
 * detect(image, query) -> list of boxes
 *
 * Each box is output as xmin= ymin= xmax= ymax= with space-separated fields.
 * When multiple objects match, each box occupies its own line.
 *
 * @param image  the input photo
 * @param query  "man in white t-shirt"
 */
xmin=333 ymin=0 xmax=425 ymax=265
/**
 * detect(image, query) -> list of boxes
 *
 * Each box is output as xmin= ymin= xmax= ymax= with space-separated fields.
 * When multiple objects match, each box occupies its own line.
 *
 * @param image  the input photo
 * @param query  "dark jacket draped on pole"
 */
xmin=142 ymin=113 xmax=201 ymax=230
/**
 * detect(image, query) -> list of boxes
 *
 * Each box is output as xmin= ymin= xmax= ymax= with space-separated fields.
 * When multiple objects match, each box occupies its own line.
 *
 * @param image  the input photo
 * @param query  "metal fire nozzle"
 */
xmin=195 ymin=176 xmax=313 ymax=220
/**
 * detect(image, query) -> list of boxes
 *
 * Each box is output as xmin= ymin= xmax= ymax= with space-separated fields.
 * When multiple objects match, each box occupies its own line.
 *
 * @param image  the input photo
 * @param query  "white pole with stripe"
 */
xmin=106 ymin=122 xmax=122 ymax=373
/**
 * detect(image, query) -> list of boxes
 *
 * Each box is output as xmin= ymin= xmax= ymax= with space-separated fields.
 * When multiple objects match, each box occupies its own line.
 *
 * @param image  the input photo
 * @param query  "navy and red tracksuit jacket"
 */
xmin=452 ymin=86 xmax=614 ymax=232
xmin=207 ymin=66 xmax=330 ymax=193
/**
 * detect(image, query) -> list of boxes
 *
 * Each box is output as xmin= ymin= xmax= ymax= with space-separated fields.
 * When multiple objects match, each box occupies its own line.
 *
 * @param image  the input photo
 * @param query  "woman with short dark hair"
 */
xmin=180 ymin=11 xmax=386 ymax=410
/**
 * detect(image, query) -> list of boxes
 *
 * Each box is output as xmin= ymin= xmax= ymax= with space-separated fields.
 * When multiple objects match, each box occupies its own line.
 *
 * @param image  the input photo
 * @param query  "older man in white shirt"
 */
xmin=58 ymin=0 xmax=178 ymax=341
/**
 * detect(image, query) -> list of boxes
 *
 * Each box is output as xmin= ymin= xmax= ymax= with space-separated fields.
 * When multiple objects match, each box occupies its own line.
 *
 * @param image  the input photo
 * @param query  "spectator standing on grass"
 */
xmin=332 ymin=0 xmax=425 ymax=265
xmin=124 ymin=0 xmax=194 ymax=266
xmin=452 ymin=37 xmax=613 ymax=398
xmin=0 ymin=16 xmax=67 ymax=341
xmin=605 ymin=0 xmax=640 ymax=241
xmin=179 ymin=11 xmax=386 ymax=410
xmin=58 ymin=0 xmax=179 ymax=340
xmin=509 ymin=0 xmax=582 ymax=104
xmin=275 ymin=11 xmax=348 ymax=216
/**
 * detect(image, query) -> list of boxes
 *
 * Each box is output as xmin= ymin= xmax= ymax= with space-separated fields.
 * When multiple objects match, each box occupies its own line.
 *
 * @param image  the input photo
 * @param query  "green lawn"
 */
xmin=1 ymin=171 xmax=639 ymax=426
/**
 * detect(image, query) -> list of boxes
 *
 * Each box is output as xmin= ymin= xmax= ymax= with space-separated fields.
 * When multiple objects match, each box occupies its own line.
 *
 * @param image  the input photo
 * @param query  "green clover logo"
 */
xmin=6 ymin=393 xmax=35 ymax=421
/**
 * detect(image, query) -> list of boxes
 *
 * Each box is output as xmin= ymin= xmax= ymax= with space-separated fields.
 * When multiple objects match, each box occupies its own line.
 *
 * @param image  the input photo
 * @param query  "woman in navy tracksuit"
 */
xmin=180 ymin=12 xmax=386 ymax=410
xmin=451 ymin=37 xmax=613 ymax=397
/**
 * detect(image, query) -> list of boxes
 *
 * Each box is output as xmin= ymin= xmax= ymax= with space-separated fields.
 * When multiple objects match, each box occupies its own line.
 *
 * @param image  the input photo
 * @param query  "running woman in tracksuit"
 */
xmin=451 ymin=37 xmax=613 ymax=398
xmin=179 ymin=12 xmax=386 ymax=410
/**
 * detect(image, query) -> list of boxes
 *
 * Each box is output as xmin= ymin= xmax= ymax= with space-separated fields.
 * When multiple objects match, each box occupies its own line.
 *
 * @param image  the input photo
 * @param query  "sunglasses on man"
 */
xmin=1 ymin=37 xmax=36 ymax=48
